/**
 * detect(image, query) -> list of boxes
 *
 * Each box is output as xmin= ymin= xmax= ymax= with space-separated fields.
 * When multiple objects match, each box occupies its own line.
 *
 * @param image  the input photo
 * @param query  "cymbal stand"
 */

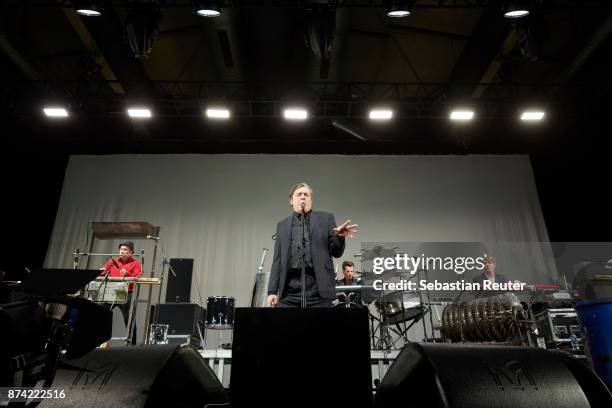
xmin=396 ymin=269 xmax=421 ymax=344
xmin=370 ymin=307 xmax=407 ymax=350
xmin=416 ymin=266 xmax=435 ymax=342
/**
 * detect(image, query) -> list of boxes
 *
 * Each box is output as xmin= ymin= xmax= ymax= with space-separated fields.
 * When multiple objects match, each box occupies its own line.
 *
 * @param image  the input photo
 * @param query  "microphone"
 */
xmin=147 ymin=235 xmax=160 ymax=240
xmin=300 ymin=200 xmax=306 ymax=213
xmin=112 ymin=259 xmax=120 ymax=269
xmin=272 ymin=234 xmax=278 ymax=240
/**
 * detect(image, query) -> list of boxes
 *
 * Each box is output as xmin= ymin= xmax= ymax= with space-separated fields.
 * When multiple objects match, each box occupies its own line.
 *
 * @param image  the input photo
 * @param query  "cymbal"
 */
xmin=359 ymin=245 xmax=400 ymax=261
xmin=358 ymin=269 xmax=401 ymax=282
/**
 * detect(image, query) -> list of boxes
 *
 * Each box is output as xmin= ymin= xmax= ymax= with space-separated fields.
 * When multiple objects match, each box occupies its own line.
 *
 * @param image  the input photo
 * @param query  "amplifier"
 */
xmin=149 ymin=303 xmax=205 ymax=336
xmin=534 ymin=308 xmax=581 ymax=343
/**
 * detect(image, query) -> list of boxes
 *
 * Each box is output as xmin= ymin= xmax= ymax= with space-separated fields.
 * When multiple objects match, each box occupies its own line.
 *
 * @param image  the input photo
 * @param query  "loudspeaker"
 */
xmin=165 ymin=258 xmax=193 ymax=303
xmin=374 ymin=343 xmax=612 ymax=408
xmin=149 ymin=303 xmax=205 ymax=336
xmin=230 ymin=308 xmax=373 ymax=408
xmin=41 ymin=345 xmax=227 ymax=408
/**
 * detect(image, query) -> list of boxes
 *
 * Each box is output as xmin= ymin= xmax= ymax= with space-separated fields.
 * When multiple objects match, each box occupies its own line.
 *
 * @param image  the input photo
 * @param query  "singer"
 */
xmin=266 ymin=183 xmax=358 ymax=308
xmin=99 ymin=241 xmax=142 ymax=334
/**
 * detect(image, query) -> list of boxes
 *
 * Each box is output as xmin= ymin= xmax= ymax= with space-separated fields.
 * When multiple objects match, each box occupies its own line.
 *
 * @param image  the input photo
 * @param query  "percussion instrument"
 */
xmin=332 ymin=301 xmax=362 ymax=309
xmin=84 ymin=277 xmax=161 ymax=304
xmin=375 ymin=290 xmax=425 ymax=324
xmin=93 ymin=277 xmax=160 ymax=283
xmin=85 ymin=281 xmax=128 ymax=304
xmin=206 ymin=296 xmax=235 ymax=329
xmin=335 ymin=284 xmax=376 ymax=304
xmin=375 ymin=291 xmax=404 ymax=316
xmin=441 ymin=293 xmax=529 ymax=344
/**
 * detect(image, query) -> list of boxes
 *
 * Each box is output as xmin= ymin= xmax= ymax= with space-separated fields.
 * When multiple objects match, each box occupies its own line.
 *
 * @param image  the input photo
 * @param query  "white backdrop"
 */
xmin=44 ymin=154 xmax=551 ymax=341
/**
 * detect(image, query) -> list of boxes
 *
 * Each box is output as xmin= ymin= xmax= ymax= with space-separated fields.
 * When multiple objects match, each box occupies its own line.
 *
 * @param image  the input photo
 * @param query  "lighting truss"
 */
xmin=0 ymin=80 xmax=600 ymax=119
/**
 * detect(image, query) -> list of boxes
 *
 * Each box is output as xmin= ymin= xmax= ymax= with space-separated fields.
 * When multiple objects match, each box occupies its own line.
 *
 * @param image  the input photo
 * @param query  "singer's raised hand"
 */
xmin=334 ymin=219 xmax=359 ymax=238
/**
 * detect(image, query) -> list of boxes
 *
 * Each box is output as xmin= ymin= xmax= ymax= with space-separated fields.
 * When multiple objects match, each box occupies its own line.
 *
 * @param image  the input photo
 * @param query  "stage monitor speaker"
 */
xmin=374 ymin=343 xmax=612 ymax=408
xmin=165 ymin=258 xmax=193 ymax=303
xmin=149 ymin=303 xmax=205 ymax=336
xmin=230 ymin=308 xmax=373 ymax=408
xmin=41 ymin=345 xmax=227 ymax=408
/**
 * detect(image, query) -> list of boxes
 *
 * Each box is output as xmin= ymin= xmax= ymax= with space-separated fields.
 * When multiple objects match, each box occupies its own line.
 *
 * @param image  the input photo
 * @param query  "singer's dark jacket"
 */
xmin=268 ymin=210 xmax=345 ymax=300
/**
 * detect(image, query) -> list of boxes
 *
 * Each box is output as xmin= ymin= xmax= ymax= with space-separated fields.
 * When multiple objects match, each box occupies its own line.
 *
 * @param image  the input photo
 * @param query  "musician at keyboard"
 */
xmin=99 ymin=241 xmax=142 ymax=336
xmin=335 ymin=261 xmax=364 ymax=307
xmin=472 ymin=255 xmax=520 ymax=297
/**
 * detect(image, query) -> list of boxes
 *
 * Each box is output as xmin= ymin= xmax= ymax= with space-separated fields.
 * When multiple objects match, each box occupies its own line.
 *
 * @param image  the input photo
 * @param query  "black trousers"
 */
xmin=278 ymin=294 xmax=333 ymax=308
xmin=280 ymin=267 xmax=333 ymax=308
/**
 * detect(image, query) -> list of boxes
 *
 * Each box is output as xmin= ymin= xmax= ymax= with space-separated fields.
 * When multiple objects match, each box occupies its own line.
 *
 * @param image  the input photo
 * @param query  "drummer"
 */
xmin=99 ymin=241 xmax=142 ymax=342
xmin=335 ymin=261 xmax=364 ymax=306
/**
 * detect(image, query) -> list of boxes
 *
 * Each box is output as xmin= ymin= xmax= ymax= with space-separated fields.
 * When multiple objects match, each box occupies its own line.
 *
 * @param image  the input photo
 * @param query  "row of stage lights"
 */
xmin=42 ymin=106 xmax=546 ymax=122
xmin=73 ymin=1 xmax=532 ymax=19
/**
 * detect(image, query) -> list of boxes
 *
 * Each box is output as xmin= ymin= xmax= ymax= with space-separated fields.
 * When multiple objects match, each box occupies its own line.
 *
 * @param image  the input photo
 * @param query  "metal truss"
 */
xmin=1 ymin=80 xmax=604 ymax=119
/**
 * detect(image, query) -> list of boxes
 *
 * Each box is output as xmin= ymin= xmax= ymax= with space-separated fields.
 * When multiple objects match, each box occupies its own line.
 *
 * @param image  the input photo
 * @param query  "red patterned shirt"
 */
xmin=100 ymin=256 xmax=142 ymax=292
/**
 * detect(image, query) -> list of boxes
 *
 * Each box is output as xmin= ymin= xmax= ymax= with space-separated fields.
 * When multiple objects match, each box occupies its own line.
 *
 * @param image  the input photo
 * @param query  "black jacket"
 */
xmin=268 ymin=211 xmax=345 ymax=300
xmin=472 ymin=272 xmax=510 ymax=285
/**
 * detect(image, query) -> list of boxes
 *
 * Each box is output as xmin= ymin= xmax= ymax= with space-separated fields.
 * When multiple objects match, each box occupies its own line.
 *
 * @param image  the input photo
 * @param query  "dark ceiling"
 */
xmin=2 ymin=1 xmax=612 ymax=273
xmin=0 ymin=0 xmax=611 ymax=154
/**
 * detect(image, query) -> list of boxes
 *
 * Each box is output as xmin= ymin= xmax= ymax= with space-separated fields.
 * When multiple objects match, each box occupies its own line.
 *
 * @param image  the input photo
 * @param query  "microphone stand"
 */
xmin=96 ymin=257 xmax=118 ymax=302
xmin=73 ymin=248 xmax=80 ymax=270
xmin=299 ymin=204 xmax=307 ymax=308
xmin=96 ymin=265 xmax=112 ymax=302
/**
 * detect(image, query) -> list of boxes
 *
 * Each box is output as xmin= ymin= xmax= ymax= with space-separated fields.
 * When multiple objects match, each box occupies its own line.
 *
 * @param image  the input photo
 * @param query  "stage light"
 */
xmin=125 ymin=8 xmax=161 ymax=59
xmin=195 ymin=1 xmax=221 ymax=17
xmin=450 ymin=110 xmax=474 ymax=121
xmin=127 ymin=107 xmax=152 ymax=119
xmin=520 ymin=110 xmax=545 ymax=121
xmin=304 ymin=4 xmax=336 ymax=79
xmin=386 ymin=1 xmax=414 ymax=18
xmin=369 ymin=109 xmax=394 ymax=121
xmin=75 ymin=1 xmax=102 ymax=17
xmin=206 ymin=108 xmax=230 ymax=119
xmin=503 ymin=2 xmax=530 ymax=19
xmin=43 ymin=107 xmax=69 ymax=118
xmin=283 ymin=108 xmax=309 ymax=121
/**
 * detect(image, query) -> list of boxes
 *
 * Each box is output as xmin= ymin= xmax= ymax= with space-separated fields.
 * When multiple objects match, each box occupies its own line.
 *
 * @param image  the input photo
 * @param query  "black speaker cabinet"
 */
xmin=149 ymin=303 xmax=205 ymax=336
xmin=374 ymin=343 xmax=612 ymax=408
xmin=165 ymin=258 xmax=193 ymax=303
xmin=230 ymin=308 xmax=373 ymax=408
xmin=41 ymin=345 xmax=227 ymax=408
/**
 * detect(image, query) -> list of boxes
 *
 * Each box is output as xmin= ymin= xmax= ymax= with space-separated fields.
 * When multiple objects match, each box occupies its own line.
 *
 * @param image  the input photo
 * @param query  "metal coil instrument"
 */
xmin=441 ymin=293 xmax=531 ymax=345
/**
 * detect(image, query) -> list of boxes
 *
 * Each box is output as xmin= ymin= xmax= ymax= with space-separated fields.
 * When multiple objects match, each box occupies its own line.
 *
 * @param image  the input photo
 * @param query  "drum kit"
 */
xmin=203 ymin=295 xmax=236 ymax=349
xmin=205 ymin=295 xmax=235 ymax=328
